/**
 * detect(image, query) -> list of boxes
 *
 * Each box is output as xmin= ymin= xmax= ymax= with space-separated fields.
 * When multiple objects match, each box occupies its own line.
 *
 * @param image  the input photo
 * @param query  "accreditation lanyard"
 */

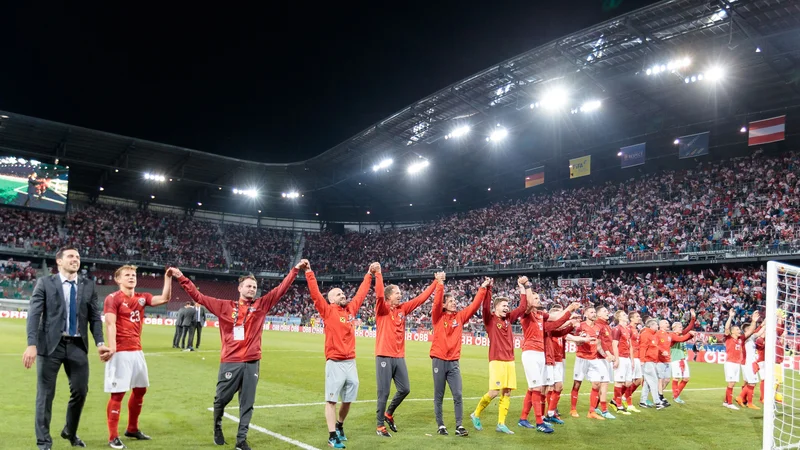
xmin=231 ymin=299 xmax=253 ymax=341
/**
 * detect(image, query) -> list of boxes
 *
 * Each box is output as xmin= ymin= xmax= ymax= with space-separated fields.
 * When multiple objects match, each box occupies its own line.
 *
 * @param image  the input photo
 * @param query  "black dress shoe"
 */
xmin=60 ymin=430 xmax=86 ymax=447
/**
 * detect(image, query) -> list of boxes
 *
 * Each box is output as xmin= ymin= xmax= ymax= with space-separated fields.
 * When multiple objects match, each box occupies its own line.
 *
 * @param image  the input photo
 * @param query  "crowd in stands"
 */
xmin=305 ymin=149 xmax=800 ymax=274
xmin=223 ymin=224 xmax=296 ymax=273
xmin=0 ymin=259 xmax=37 ymax=299
xmin=0 ymin=204 xmax=292 ymax=272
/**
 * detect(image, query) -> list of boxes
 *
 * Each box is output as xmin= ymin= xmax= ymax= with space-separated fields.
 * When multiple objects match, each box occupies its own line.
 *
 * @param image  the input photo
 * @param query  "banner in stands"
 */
xmin=678 ymin=131 xmax=710 ymax=159
xmin=620 ymin=143 xmax=646 ymax=168
xmin=558 ymin=278 xmax=593 ymax=287
xmin=569 ymin=155 xmax=591 ymax=179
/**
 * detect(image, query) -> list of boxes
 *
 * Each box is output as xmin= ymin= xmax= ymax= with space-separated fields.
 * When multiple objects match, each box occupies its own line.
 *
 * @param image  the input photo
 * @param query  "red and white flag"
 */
xmin=748 ymin=115 xmax=786 ymax=146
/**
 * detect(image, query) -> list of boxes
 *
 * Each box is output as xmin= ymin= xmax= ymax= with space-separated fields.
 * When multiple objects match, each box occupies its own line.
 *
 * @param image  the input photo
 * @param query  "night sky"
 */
xmin=2 ymin=0 xmax=659 ymax=164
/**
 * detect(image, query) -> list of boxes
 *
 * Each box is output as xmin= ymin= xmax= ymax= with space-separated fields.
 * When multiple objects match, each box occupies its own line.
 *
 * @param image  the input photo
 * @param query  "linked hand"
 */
xmin=98 ymin=345 xmax=113 ymax=363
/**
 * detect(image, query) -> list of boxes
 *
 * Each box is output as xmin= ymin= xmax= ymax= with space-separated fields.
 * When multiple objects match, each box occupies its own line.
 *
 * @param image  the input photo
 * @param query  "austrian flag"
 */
xmin=748 ymin=115 xmax=786 ymax=146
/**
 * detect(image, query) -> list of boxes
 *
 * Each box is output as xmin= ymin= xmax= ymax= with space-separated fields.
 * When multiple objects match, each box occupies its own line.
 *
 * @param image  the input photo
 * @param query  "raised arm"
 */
xmin=672 ymin=331 xmax=696 ymax=343
xmin=173 ymin=268 xmax=226 ymax=318
xmin=482 ymin=281 xmax=493 ymax=326
xmin=375 ymin=270 xmax=389 ymax=316
xmin=550 ymin=323 xmax=575 ymax=338
xmin=259 ymin=266 xmax=301 ymax=313
xmin=509 ymin=289 xmax=528 ymax=323
xmin=459 ymin=284 xmax=489 ymax=323
xmin=23 ymin=278 xmax=46 ymax=368
xmin=743 ymin=311 xmax=760 ymax=339
xmin=347 ymin=270 xmax=375 ymax=315
xmin=431 ymin=281 xmax=445 ymax=325
xmin=724 ymin=308 xmax=734 ymax=336
xmin=401 ymin=280 xmax=438 ymax=315
xmin=304 ymin=270 xmax=330 ymax=316
xmin=150 ymin=271 xmax=173 ymax=306
xmin=681 ymin=310 xmax=696 ymax=335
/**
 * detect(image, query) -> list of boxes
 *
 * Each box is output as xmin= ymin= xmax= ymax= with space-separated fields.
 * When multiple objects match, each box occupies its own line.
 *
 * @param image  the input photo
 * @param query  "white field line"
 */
xmin=233 ymin=387 xmax=726 ymax=410
xmin=209 ymin=408 xmax=320 ymax=450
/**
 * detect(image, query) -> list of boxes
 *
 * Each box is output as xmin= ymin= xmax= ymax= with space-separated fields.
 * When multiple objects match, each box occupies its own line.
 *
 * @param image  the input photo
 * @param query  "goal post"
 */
xmin=764 ymin=261 xmax=798 ymax=450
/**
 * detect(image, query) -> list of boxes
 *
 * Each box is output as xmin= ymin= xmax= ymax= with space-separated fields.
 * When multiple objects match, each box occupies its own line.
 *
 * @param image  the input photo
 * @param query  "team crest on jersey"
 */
xmin=398 ymin=312 xmax=404 ymax=319
xmin=137 ymin=297 xmax=146 ymax=306
xmin=340 ymin=317 xmax=346 ymax=323
xmin=225 ymin=372 xmax=232 ymax=380
xmin=452 ymin=320 xmax=459 ymax=327
xmin=497 ymin=323 xmax=503 ymax=330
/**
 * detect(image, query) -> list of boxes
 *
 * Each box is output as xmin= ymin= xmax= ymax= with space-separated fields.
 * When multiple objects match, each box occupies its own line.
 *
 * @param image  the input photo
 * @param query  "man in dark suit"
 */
xmin=23 ymin=247 xmax=111 ymax=450
xmin=186 ymin=301 xmax=207 ymax=351
xmin=172 ymin=302 xmax=189 ymax=348
xmin=179 ymin=303 xmax=193 ymax=349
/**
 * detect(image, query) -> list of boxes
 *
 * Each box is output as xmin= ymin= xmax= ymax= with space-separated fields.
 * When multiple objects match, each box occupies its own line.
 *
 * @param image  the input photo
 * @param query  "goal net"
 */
xmin=765 ymin=261 xmax=799 ymax=450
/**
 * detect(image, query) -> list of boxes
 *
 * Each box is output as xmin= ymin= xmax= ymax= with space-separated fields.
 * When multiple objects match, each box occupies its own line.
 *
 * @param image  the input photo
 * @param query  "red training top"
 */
xmin=375 ymin=273 xmax=436 ymax=358
xmin=306 ymin=270 xmax=371 ymax=361
xmin=429 ymin=285 xmax=484 ymax=361
xmin=104 ymin=290 xmax=153 ymax=352
xmin=177 ymin=268 xmax=298 ymax=363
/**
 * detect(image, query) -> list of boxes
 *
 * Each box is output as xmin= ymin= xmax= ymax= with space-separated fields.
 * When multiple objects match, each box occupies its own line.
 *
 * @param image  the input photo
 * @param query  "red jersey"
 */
xmin=520 ymin=294 xmax=571 ymax=353
xmin=430 ymin=286 xmax=484 ymax=361
xmin=546 ymin=325 xmax=574 ymax=365
xmin=611 ymin=324 xmax=632 ymax=358
xmin=725 ymin=335 xmax=746 ymax=364
xmin=104 ymin=290 xmax=154 ymax=352
xmin=755 ymin=337 xmax=766 ymax=363
xmin=306 ymin=271 xmax=372 ymax=361
xmin=630 ymin=325 xmax=641 ymax=359
xmin=483 ymin=286 xmax=526 ymax=361
xmin=595 ymin=318 xmax=613 ymax=354
xmin=375 ymin=273 xmax=436 ymax=358
xmin=640 ymin=328 xmax=659 ymax=363
xmin=177 ymin=268 xmax=298 ymax=363
xmin=574 ymin=321 xmax=600 ymax=360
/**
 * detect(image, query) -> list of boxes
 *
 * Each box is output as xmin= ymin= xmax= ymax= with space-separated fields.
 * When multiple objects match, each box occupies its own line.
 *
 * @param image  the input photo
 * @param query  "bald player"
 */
xmin=304 ymin=261 xmax=378 ymax=449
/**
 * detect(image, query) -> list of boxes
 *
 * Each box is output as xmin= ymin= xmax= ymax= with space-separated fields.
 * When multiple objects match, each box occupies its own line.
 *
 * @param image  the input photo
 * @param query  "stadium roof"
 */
xmin=1 ymin=0 xmax=800 ymax=223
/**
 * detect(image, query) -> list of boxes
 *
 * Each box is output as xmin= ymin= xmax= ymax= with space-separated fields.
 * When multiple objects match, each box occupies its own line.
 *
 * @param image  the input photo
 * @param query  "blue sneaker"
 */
xmin=496 ymin=424 xmax=515 ymax=435
xmin=470 ymin=413 xmax=483 ymax=431
xmin=517 ymin=419 xmax=535 ymax=429
xmin=646 ymin=400 xmax=655 ymax=407
xmin=600 ymin=411 xmax=616 ymax=420
xmin=674 ymin=397 xmax=686 ymax=404
xmin=328 ymin=436 xmax=345 ymax=448
xmin=594 ymin=407 xmax=603 ymax=415
xmin=336 ymin=429 xmax=347 ymax=441
xmin=544 ymin=415 xmax=565 ymax=425
xmin=536 ymin=423 xmax=554 ymax=434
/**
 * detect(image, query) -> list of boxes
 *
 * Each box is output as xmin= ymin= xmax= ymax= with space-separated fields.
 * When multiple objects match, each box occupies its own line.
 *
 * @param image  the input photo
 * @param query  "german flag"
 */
xmin=524 ymin=166 xmax=544 ymax=188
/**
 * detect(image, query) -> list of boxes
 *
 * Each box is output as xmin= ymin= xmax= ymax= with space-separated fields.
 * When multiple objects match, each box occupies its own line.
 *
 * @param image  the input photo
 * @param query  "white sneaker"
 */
xmin=723 ymin=403 xmax=740 ymax=410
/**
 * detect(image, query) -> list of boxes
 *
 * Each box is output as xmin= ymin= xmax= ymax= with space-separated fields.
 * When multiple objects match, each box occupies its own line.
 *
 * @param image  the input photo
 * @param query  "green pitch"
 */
xmin=0 ymin=177 xmax=26 ymax=204
xmin=0 ymin=320 xmax=763 ymax=449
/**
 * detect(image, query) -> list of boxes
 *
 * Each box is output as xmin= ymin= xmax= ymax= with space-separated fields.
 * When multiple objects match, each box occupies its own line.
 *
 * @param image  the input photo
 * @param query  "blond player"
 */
xmin=103 ymin=266 xmax=173 ymax=449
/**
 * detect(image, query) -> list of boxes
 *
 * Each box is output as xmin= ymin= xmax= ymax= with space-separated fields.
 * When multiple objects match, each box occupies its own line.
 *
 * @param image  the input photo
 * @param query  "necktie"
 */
xmin=68 ymin=280 xmax=77 ymax=336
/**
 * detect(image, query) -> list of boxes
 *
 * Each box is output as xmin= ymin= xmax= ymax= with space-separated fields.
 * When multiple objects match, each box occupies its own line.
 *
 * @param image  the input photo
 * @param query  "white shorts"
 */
xmin=104 ymin=350 xmax=149 ymax=393
xmin=614 ymin=358 xmax=633 ymax=383
xmin=724 ymin=362 xmax=741 ymax=383
xmin=742 ymin=361 xmax=760 ymax=384
xmin=544 ymin=365 xmax=555 ymax=387
xmin=573 ymin=357 xmax=589 ymax=381
xmin=656 ymin=362 xmax=671 ymax=379
xmin=553 ymin=361 xmax=565 ymax=384
xmin=522 ymin=351 xmax=548 ymax=388
xmin=325 ymin=359 xmax=359 ymax=403
xmin=633 ymin=358 xmax=643 ymax=379
xmin=671 ymin=359 xmax=690 ymax=379
xmin=606 ymin=360 xmax=614 ymax=383
xmin=576 ymin=359 xmax=609 ymax=383
xmin=757 ymin=361 xmax=765 ymax=378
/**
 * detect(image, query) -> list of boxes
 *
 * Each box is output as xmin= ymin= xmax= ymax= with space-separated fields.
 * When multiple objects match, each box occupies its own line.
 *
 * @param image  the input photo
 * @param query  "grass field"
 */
xmin=1 ymin=319 xmax=764 ymax=449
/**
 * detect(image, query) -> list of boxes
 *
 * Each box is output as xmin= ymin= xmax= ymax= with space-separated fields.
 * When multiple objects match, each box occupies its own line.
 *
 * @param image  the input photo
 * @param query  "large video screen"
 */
xmin=0 ymin=156 xmax=69 ymax=213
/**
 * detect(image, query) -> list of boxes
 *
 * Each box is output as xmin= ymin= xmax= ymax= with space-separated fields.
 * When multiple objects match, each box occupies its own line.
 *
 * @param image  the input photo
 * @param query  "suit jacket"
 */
xmin=189 ymin=306 xmax=207 ymax=325
xmin=178 ymin=307 xmax=193 ymax=326
xmin=26 ymin=274 xmax=104 ymax=356
xmin=175 ymin=307 xmax=187 ymax=327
